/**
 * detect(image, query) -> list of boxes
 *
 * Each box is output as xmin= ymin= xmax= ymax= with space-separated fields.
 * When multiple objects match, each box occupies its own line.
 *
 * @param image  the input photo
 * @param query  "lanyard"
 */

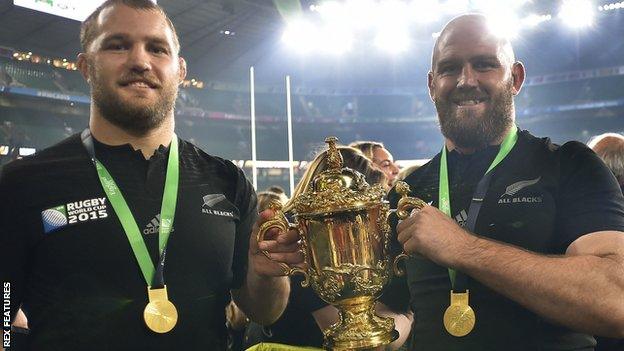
xmin=81 ymin=129 xmax=179 ymax=288
xmin=439 ymin=127 xmax=518 ymax=290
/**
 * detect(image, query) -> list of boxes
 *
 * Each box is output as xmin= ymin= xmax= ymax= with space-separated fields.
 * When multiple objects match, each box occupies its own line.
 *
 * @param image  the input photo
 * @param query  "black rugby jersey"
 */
xmin=1 ymin=133 xmax=257 ymax=351
xmin=381 ymin=129 xmax=624 ymax=351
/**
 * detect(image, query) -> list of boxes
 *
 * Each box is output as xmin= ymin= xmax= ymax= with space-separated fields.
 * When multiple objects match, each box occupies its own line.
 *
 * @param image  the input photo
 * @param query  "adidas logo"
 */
xmin=455 ymin=209 xmax=468 ymax=227
xmin=143 ymin=214 xmax=175 ymax=235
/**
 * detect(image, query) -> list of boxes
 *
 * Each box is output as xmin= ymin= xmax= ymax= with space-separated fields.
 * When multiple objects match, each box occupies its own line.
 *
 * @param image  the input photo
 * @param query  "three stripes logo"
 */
xmin=143 ymin=214 xmax=175 ymax=235
xmin=454 ymin=209 xmax=468 ymax=227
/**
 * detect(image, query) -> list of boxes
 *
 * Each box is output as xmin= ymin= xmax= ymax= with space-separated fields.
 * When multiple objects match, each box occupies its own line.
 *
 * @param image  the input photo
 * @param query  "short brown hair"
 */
xmin=80 ymin=0 xmax=180 ymax=53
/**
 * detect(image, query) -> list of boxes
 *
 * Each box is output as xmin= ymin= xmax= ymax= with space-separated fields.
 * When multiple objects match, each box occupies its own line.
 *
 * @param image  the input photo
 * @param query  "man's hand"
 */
xmin=232 ymin=209 xmax=303 ymax=326
xmin=396 ymin=205 xmax=474 ymax=267
xmin=250 ymin=209 xmax=304 ymax=276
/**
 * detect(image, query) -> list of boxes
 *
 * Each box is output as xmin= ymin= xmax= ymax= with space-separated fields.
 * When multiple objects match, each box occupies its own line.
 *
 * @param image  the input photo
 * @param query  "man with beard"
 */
xmin=0 ymin=1 xmax=300 ymax=350
xmin=381 ymin=14 xmax=624 ymax=350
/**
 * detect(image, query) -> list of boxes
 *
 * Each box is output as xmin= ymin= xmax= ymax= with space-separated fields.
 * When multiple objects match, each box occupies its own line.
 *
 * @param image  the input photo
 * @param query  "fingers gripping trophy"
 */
xmin=258 ymin=137 xmax=424 ymax=350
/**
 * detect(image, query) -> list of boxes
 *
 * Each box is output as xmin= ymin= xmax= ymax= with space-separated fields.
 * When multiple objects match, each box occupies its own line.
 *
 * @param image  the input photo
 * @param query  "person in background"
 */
xmin=245 ymin=146 xmax=413 ymax=351
xmin=588 ymin=132 xmax=624 ymax=351
xmin=588 ymin=132 xmax=624 ymax=192
xmin=265 ymin=185 xmax=290 ymax=206
xmin=349 ymin=140 xmax=400 ymax=189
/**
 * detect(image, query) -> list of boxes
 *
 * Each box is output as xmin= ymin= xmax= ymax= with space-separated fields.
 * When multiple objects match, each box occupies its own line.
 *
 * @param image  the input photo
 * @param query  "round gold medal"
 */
xmin=144 ymin=299 xmax=178 ymax=333
xmin=443 ymin=303 xmax=475 ymax=337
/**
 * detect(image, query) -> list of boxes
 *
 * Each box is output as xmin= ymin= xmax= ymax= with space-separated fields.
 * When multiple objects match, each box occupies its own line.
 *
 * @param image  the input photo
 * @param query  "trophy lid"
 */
xmin=291 ymin=137 xmax=386 ymax=216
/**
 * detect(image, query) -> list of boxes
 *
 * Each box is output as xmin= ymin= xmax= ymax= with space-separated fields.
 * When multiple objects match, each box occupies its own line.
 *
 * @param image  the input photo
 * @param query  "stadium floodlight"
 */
xmin=342 ymin=0 xmax=378 ymax=31
xmin=318 ymin=24 xmax=354 ymax=55
xmin=559 ymin=0 xmax=595 ymax=28
xmin=522 ymin=13 xmax=552 ymax=28
xmin=439 ymin=0 xmax=470 ymax=14
xmin=485 ymin=10 xmax=521 ymax=39
xmin=408 ymin=0 xmax=442 ymax=24
xmin=374 ymin=28 xmax=410 ymax=54
xmin=281 ymin=19 xmax=319 ymax=54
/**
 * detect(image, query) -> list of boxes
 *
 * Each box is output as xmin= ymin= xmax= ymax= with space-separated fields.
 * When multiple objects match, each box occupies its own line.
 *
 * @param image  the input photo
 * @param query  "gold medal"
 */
xmin=443 ymin=290 xmax=475 ymax=337
xmin=143 ymin=285 xmax=178 ymax=333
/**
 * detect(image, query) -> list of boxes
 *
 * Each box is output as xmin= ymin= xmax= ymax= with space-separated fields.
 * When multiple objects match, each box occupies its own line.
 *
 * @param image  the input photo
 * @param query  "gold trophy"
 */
xmin=258 ymin=137 xmax=424 ymax=350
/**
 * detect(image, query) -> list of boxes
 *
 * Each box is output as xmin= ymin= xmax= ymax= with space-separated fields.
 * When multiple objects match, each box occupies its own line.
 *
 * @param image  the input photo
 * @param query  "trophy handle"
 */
xmin=257 ymin=200 xmax=311 ymax=287
xmin=392 ymin=181 xmax=426 ymax=276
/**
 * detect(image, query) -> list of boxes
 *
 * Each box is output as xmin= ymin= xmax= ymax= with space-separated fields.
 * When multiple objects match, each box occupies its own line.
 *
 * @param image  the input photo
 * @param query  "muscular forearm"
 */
xmin=456 ymin=234 xmax=624 ymax=337
xmin=232 ymin=271 xmax=290 ymax=326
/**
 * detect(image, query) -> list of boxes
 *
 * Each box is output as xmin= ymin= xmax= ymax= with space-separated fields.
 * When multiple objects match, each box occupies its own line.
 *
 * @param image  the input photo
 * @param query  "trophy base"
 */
xmin=323 ymin=296 xmax=398 ymax=351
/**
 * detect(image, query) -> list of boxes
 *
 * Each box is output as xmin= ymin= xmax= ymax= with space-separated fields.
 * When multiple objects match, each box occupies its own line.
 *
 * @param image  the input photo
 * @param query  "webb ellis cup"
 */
xmin=258 ymin=137 xmax=423 ymax=350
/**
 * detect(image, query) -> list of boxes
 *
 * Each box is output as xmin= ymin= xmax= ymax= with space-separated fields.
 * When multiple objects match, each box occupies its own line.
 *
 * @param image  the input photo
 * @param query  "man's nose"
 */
xmin=126 ymin=46 xmax=151 ymax=72
xmin=457 ymin=65 xmax=478 ymax=88
xmin=390 ymin=163 xmax=400 ymax=176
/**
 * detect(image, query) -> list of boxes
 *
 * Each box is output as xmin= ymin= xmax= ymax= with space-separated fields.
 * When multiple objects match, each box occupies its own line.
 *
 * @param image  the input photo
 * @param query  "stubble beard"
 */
xmin=435 ymin=80 xmax=515 ymax=150
xmin=89 ymin=63 xmax=178 ymax=136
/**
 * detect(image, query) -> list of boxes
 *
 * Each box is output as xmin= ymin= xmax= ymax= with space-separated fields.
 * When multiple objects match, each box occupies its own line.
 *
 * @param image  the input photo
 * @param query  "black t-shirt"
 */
xmin=1 ymin=133 xmax=257 ymax=351
xmin=381 ymin=130 xmax=624 ymax=351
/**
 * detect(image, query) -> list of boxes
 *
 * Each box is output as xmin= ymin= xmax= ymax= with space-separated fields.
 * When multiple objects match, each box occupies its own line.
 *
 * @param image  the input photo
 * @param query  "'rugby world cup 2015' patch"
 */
xmin=41 ymin=197 xmax=109 ymax=234
xmin=41 ymin=205 xmax=68 ymax=234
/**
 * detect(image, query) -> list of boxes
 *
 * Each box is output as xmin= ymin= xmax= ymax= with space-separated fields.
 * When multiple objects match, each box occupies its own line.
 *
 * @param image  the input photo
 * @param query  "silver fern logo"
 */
xmin=498 ymin=177 xmax=543 ymax=204
xmin=501 ymin=177 xmax=541 ymax=197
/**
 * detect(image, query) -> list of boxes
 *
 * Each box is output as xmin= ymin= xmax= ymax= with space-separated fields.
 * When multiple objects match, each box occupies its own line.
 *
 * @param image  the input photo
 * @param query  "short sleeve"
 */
xmin=230 ymin=164 xmax=258 ymax=289
xmin=554 ymin=142 xmax=624 ymax=251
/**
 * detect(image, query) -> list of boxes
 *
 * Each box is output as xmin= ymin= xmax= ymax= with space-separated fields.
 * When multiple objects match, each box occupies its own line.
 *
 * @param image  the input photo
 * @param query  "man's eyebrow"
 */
xmin=470 ymin=54 xmax=501 ymax=62
xmin=144 ymin=36 xmax=172 ymax=47
xmin=100 ymin=34 xmax=171 ymax=48
xmin=435 ymin=57 xmax=460 ymax=69
xmin=100 ymin=34 xmax=128 ymax=44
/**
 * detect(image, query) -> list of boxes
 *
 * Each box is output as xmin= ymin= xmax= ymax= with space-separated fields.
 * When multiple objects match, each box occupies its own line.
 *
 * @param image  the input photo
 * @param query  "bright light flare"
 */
xmin=559 ymin=0 xmax=595 ymax=28
xmin=281 ymin=19 xmax=319 ymax=54
xmin=374 ymin=28 xmax=410 ymax=54
xmin=485 ymin=10 xmax=521 ymax=39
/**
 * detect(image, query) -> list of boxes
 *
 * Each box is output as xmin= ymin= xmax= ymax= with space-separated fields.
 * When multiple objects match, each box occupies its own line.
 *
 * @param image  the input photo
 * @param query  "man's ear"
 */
xmin=427 ymin=71 xmax=435 ymax=102
xmin=178 ymin=57 xmax=187 ymax=83
xmin=77 ymin=53 xmax=91 ymax=84
xmin=511 ymin=61 xmax=525 ymax=95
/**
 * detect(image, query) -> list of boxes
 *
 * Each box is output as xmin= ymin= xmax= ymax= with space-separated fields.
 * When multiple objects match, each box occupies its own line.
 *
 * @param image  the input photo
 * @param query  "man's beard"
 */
xmin=435 ymin=81 xmax=515 ymax=150
xmin=89 ymin=65 xmax=178 ymax=136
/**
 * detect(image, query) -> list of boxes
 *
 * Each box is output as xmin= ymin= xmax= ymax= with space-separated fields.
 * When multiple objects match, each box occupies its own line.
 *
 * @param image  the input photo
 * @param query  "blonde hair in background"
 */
xmin=348 ymin=141 xmax=385 ymax=161
xmin=257 ymin=191 xmax=288 ymax=212
xmin=283 ymin=146 xmax=387 ymax=212
xmin=588 ymin=132 xmax=624 ymax=184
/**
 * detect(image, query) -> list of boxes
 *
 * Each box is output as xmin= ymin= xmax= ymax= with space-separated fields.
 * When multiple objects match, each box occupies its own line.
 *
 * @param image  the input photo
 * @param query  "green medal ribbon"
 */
xmin=85 ymin=131 xmax=179 ymax=286
xmin=438 ymin=127 xmax=518 ymax=287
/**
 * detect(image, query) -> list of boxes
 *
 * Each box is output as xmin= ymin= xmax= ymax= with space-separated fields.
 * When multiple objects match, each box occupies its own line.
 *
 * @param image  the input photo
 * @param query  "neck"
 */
xmin=445 ymin=124 xmax=514 ymax=155
xmin=89 ymin=108 xmax=175 ymax=159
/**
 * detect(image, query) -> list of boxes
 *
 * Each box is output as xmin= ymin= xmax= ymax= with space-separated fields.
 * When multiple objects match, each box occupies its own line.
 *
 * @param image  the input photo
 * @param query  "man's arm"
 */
xmin=231 ymin=209 xmax=302 ymax=326
xmin=398 ymin=207 xmax=624 ymax=337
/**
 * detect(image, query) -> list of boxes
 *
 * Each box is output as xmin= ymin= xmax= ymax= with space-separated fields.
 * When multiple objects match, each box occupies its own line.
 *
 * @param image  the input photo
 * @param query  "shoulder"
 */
xmin=0 ymin=134 xmax=86 ymax=187
xmin=178 ymin=138 xmax=247 ymax=180
xmin=178 ymin=139 xmax=254 ymax=205
xmin=512 ymin=130 xmax=594 ymax=166
xmin=389 ymin=153 xmax=440 ymax=205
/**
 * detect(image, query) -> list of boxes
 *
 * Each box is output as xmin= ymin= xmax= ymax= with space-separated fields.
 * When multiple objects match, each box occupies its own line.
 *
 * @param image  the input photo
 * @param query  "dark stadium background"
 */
xmin=0 ymin=0 xmax=623 ymax=191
